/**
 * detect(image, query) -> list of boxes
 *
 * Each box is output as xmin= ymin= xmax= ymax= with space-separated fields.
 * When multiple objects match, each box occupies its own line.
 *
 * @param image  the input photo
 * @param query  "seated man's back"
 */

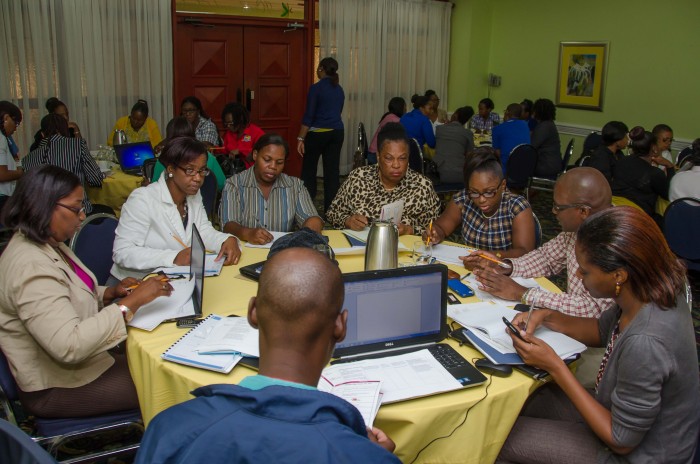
xmin=136 ymin=247 xmax=399 ymax=464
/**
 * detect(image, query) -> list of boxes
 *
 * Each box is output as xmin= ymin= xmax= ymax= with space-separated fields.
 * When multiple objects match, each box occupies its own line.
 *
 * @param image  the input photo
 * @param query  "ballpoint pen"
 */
xmin=524 ymin=294 xmax=539 ymax=332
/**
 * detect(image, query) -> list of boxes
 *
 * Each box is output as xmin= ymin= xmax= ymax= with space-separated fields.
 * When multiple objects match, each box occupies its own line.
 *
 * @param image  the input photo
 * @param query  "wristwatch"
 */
xmin=119 ymin=304 xmax=135 ymax=323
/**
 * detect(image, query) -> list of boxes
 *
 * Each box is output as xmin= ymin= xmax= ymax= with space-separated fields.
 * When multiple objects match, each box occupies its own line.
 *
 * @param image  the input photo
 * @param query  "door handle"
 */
xmin=246 ymin=88 xmax=252 ymax=112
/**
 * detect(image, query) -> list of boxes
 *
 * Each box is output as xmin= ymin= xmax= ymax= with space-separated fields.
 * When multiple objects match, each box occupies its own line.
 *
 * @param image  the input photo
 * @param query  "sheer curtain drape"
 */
xmin=320 ymin=0 xmax=452 ymax=173
xmin=0 ymin=0 xmax=172 ymax=152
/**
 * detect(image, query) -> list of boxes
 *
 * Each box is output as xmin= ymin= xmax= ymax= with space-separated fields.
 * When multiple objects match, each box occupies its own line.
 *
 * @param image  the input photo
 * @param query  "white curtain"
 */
xmin=320 ymin=0 xmax=452 ymax=173
xmin=0 ymin=0 xmax=173 ymax=153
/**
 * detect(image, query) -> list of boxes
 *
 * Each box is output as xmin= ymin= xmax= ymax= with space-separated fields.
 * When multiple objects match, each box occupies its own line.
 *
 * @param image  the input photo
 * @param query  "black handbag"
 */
xmin=216 ymin=154 xmax=246 ymax=177
xmin=423 ymin=158 xmax=440 ymax=184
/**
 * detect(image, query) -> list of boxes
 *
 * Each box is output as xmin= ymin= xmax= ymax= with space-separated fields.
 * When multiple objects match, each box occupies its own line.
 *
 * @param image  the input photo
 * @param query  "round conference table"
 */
xmin=126 ymin=232 xmax=561 ymax=463
xmin=86 ymin=166 xmax=143 ymax=217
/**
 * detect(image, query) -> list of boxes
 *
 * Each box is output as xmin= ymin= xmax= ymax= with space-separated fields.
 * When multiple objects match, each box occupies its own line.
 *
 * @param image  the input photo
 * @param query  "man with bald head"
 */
xmin=136 ymin=248 xmax=400 ymax=463
xmin=473 ymin=167 xmax=615 ymax=318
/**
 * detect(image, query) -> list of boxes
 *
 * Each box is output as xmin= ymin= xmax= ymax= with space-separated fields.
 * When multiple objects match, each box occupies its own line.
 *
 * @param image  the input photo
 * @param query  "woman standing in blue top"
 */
xmin=298 ymin=57 xmax=345 ymax=213
xmin=400 ymin=94 xmax=436 ymax=150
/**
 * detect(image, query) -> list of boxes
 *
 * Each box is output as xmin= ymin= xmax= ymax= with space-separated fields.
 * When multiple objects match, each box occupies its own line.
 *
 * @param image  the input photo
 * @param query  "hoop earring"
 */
xmin=615 ymin=282 xmax=621 ymax=297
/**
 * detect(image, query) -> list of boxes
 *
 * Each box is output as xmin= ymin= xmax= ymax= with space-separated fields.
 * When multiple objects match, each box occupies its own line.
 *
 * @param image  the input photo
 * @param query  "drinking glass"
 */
xmin=412 ymin=241 xmax=433 ymax=265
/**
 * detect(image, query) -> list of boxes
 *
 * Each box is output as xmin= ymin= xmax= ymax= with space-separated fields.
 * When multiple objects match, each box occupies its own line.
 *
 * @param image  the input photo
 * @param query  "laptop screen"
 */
xmin=334 ymin=264 xmax=447 ymax=358
xmin=190 ymin=224 xmax=205 ymax=316
xmin=115 ymin=142 xmax=155 ymax=171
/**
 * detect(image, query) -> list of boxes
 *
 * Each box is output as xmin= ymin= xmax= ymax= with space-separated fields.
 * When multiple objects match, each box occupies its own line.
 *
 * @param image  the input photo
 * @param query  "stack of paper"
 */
xmin=244 ymin=231 xmax=290 ymax=249
xmin=156 ymin=252 xmax=225 ymax=277
xmin=431 ymin=243 xmax=478 ymax=265
xmin=128 ymin=278 xmax=196 ymax=331
xmin=463 ymin=274 xmax=541 ymax=307
xmin=318 ymin=377 xmax=383 ymax=427
xmin=322 ymin=350 xmax=463 ymax=404
xmin=448 ymin=302 xmax=586 ymax=365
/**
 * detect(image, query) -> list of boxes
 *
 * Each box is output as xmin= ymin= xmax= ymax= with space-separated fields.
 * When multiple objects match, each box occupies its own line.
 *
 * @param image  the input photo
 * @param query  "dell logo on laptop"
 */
xmin=384 ymin=342 xmax=394 ymax=347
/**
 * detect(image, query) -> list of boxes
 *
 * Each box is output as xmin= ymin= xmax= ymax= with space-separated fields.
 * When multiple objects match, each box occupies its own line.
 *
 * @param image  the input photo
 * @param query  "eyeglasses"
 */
xmin=181 ymin=108 xmax=198 ymax=115
xmin=223 ymin=122 xmax=236 ymax=128
xmin=552 ymin=203 xmax=590 ymax=214
xmin=56 ymin=203 xmax=86 ymax=216
xmin=662 ymin=137 xmax=674 ymax=143
xmin=176 ymin=165 xmax=211 ymax=177
xmin=381 ymin=156 xmax=408 ymax=165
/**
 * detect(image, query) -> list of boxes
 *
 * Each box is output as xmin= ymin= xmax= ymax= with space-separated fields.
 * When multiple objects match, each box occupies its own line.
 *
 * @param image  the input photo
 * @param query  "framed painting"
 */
xmin=556 ymin=42 xmax=608 ymax=111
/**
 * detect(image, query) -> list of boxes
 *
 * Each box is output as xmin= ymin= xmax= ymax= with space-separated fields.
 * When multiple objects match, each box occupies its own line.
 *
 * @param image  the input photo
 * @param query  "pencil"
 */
xmin=460 ymin=272 xmax=471 ymax=281
xmin=479 ymin=254 xmax=512 ymax=269
xmin=171 ymin=234 xmax=187 ymax=249
xmin=426 ymin=220 xmax=433 ymax=246
xmin=126 ymin=276 xmax=169 ymax=291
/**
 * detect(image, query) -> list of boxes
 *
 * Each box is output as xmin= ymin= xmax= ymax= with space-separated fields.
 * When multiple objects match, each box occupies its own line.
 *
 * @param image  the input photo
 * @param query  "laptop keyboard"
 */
xmin=428 ymin=344 xmax=470 ymax=369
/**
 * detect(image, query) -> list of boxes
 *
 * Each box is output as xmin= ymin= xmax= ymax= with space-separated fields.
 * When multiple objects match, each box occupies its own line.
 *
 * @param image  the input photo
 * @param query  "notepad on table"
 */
xmin=195 ymin=316 xmax=260 ymax=357
xmin=431 ymin=243 xmax=478 ymax=265
xmin=448 ymin=302 xmax=586 ymax=365
xmin=244 ymin=231 xmax=290 ymax=249
xmin=161 ymin=314 xmax=242 ymax=373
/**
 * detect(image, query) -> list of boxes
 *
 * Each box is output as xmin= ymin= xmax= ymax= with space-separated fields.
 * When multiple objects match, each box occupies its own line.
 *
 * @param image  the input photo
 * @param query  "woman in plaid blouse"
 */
xmin=424 ymin=147 xmax=535 ymax=269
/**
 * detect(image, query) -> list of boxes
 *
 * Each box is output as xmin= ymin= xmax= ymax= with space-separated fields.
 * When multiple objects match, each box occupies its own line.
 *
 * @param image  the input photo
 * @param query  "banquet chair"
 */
xmin=352 ymin=122 xmax=369 ymax=170
xmin=200 ymin=173 xmax=217 ymax=219
xmin=505 ymin=144 xmax=537 ymax=192
xmin=409 ymin=138 xmax=424 ymax=174
xmin=526 ymin=139 xmax=574 ymax=201
xmin=0 ymin=349 xmax=143 ymax=463
xmin=0 ymin=419 xmax=56 ymax=464
xmin=581 ymin=131 xmax=602 ymax=158
xmin=69 ymin=213 xmax=118 ymax=286
xmin=533 ymin=212 xmax=542 ymax=248
xmin=677 ymin=146 xmax=694 ymax=169
xmin=663 ymin=197 xmax=700 ymax=272
xmin=142 ymin=158 xmax=157 ymax=181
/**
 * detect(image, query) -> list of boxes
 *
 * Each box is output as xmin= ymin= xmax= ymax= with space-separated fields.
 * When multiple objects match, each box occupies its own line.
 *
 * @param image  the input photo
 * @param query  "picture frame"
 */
xmin=555 ymin=42 xmax=609 ymax=111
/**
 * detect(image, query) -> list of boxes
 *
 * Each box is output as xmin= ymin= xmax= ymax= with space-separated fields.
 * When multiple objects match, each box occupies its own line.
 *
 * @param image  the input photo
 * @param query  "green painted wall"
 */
xmin=449 ymin=0 xmax=700 ymax=150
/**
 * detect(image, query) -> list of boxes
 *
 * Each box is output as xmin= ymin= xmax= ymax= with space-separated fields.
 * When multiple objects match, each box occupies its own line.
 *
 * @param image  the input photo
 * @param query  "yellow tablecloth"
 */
xmin=126 ymin=232 xmax=561 ymax=463
xmin=86 ymin=167 xmax=142 ymax=217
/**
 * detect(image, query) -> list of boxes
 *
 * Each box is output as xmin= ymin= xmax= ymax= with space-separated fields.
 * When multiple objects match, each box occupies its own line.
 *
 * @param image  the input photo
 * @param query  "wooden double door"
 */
xmin=175 ymin=19 xmax=307 ymax=175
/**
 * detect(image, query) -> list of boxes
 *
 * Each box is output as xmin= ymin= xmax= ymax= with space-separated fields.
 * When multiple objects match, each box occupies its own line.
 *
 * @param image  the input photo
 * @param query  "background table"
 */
xmin=86 ymin=167 xmax=142 ymax=217
xmin=127 ymin=232 xmax=560 ymax=463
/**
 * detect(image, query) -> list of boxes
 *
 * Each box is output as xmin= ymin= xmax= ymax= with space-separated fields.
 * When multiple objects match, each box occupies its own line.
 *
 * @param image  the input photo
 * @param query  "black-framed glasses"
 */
xmin=552 ymin=203 xmax=590 ymax=214
xmin=181 ymin=108 xmax=198 ymax=115
xmin=176 ymin=165 xmax=210 ymax=177
xmin=56 ymin=203 xmax=86 ymax=216
xmin=467 ymin=185 xmax=502 ymax=199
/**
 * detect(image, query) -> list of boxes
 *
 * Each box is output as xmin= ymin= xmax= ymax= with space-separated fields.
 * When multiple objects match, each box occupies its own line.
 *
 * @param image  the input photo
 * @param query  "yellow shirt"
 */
xmin=108 ymin=115 xmax=162 ymax=148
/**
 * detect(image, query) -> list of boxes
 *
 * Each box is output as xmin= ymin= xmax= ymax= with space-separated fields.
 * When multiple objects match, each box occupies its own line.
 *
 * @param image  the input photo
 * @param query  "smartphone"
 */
xmin=502 ymin=316 xmax=526 ymax=342
xmin=447 ymin=280 xmax=474 ymax=298
xmin=176 ymin=318 xmax=203 ymax=329
xmin=447 ymin=293 xmax=460 ymax=305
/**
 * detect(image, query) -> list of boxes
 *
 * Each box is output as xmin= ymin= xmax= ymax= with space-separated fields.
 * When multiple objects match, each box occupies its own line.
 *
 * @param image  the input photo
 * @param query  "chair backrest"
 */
xmin=578 ymin=155 xmax=591 ymax=167
xmin=353 ymin=122 xmax=369 ymax=169
xmin=69 ymin=214 xmax=118 ymax=286
xmin=200 ymin=174 xmax=217 ymax=218
xmin=582 ymin=131 xmax=602 ymax=155
xmin=532 ymin=212 xmax=542 ymax=248
xmin=506 ymin=144 xmax=538 ymax=189
xmin=142 ymin=158 xmax=157 ymax=181
xmin=409 ymin=138 xmax=424 ymax=173
xmin=677 ymin=146 xmax=694 ymax=167
xmin=664 ymin=197 xmax=700 ymax=268
xmin=561 ymin=138 xmax=574 ymax=171
xmin=0 ymin=418 xmax=57 ymax=464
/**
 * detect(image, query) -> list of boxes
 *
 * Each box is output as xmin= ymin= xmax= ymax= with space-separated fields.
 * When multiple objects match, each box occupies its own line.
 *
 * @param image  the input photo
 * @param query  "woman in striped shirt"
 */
xmin=23 ymin=114 xmax=106 ymax=215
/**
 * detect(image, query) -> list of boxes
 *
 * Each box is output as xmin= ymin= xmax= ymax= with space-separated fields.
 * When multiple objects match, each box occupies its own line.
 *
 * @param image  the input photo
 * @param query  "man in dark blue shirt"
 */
xmin=136 ymin=247 xmax=400 ymax=464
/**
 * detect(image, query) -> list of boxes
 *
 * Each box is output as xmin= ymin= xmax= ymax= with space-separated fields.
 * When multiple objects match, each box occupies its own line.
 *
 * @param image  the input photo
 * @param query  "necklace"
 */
xmin=480 ymin=194 xmax=504 ymax=219
xmin=481 ymin=209 xmax=497 ymax=219
xmin=179 ymin=202 xmax=188 ymax=219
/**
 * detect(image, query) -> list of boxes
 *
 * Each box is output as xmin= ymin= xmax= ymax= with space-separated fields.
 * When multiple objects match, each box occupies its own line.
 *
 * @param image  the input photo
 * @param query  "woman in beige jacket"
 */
xmin=0 ymin=165 xmax=169 ymax=418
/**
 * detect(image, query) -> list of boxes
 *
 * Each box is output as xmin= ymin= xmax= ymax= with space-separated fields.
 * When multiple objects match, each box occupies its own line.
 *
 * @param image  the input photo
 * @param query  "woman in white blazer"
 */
xmin=111 ymin=136 xmax=240 ymax=281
